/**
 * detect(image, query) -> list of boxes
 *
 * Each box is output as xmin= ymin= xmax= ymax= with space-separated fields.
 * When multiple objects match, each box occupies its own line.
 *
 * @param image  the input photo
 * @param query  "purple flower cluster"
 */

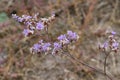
xmin=52 ymin=42 xmax=62 ymax=54
xmin=12 ymin=14 xmax=32 ymax=23
xmin=58 ymin=34 xmax=70 ymax=45
xmin=99 ymin=31 xmax=119 ymax=53
xmin=12 ymin=14 xmax=45 ymax=37
xmin=22 ymin=29 xmax=34 ymax=37
xmin=12 ymin=13 xmax=56 ymax=37
xmin=31 ymin=30 xmax=79 ymax=54
xmin=53 ymin=42 xmax=62 ymax=50
xmin=36 ymin=21 xmax=44 ymax=30
xmin=58 ymin=31 xmax=79 ymax=45
xmin=67 ymin=30 xmax=78 ymax=41
xmin=31 ymin=40 xmax=51 ymax=54
xmin=12 ymin=14 xmax=79 ymax=55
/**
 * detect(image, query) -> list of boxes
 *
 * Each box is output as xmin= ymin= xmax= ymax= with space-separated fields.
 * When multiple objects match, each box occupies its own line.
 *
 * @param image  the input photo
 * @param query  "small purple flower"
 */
xmin=57 ymin=34 xmax=70 ymax=44
xmin=54 ymin=42 xmax=62 ymax=50
xmin=25 ymin=21 xmax=32 ymax=26
xmin=42 ymin=43 xmax=51 ymax=52
xmin=111 ymin=31 xmax=116 ymax=35
xmin=22 ymin=29 xmax=33 ymax=37
xmin=112 ymin=42 xmax=119 ymax=52
xmin=32 ymin=41 xmax=51 ymax=53
xmin=33 ymin=43 xmax=41 ymax=52
xmin=99 ymin=41 xmax=109 ymax=50
xmin=67 ymin=30 xmax=78 ymax=41
xmin=22 ymin=15 xmax=32 ymax=20
xmin=18 ymin=17 xmax=24 ymax=22
xmin=26 ymin=16 xmax=32 ymax=20
xmin=12 ymin=14 xmax=23 ymax=22
xmin=36 ymin=22 xmax=44 ymax=30
xmin=57 ymin=34 xmax=66 ymax=41
xmin=103 ymin=41 xmax=109 ymax=48
xmin=112 ymin=42 xmax=119 ymax=48
xmin=52 ymin=42 xmax=62 ymax=55
xmin=23 ymin=29 xmax=30 ymax=37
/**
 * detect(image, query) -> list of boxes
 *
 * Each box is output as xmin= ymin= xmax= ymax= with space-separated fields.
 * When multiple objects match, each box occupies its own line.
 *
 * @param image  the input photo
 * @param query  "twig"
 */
xmin=64 ymin=51 xmax=113 ymax=80
xmin=103 ymin=49 xmax=113 ymax=80
xmin=104 ymin=51 xmax=111 ymax=78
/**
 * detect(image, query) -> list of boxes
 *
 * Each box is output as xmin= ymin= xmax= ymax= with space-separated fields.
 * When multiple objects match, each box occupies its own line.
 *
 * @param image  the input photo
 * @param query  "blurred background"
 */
xmin=0 ymin=0 xmax=120 ymax=80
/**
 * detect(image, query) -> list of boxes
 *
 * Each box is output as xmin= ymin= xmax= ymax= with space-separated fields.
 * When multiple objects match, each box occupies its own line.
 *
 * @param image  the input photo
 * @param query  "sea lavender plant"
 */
xmin=99 ymin=31 xmax=119 ymax=53
xmin=12 ymin=13 xmax=79 ymax=55
xmin=99 ymin=30 xmax=119 ymax=80
xmin=12 ymin=13 xmax=113 ymax=80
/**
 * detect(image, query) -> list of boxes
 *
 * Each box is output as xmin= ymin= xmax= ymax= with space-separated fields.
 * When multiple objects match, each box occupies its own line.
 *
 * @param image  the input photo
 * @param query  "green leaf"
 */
xmin=0 ymin=12 xmax=9 ymax=23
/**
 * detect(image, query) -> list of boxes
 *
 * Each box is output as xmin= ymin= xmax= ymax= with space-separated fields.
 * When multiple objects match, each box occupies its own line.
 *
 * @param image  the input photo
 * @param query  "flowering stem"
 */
xmin=104 ymin=51 xmax=111 ymax=80
xmin=64 ymin=51 xmax=112 ymax=80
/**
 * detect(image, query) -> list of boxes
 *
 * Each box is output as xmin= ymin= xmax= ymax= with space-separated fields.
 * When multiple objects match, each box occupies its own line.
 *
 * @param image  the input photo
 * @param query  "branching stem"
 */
xmin=64 ymin=51 xmax=113 ymax=80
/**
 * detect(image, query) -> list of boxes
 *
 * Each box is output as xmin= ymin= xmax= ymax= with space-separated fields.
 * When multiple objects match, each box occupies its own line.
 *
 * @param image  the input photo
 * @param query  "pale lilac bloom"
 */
xmin=22 ymin=29 xmax=30 ymax=37
xmin=57 ymin=35 xmax=69 ymax=42
xmin=25 ymin=21 xmax=32 ymax=26
xmin=54 ymin=42 xmax=61 ymax=50
xmin=99 ymin=41 xmax=109 ymax=50
xmin=52 ymin=42 xmax=61 ymax=55
xmin=112 ymin=42 xmax=119 ymax=49
xmin=22 ymin=15 xmax=32 ymax=20
xmin=103 ymin=41 xmax=109 ymax=48
xmin=67 ymin=30 xmax=78 ymax=41
xmin=23 ymin=29 xmax=34 ymax=37
xmin=42 ymin=43 xmax=51 ymax=52
xmin=57 ymin=34 xmax=70 ymax=44
xmin=111 ymin=31 xmax=116 ymax=35
xmin=33 ymin=43 xmax=41 ymax=52
xmin=18 ymin=17 xmax=24 ymax=22
xmin=36 ymin=22 xmax=44 ymax=30
xmin=57 ymin=35 xmax=66 ymax=41
xmin=32 ymin=41 xmax=51 ymax=53
xmin=12 ymin=14 xmax=23 ymax=22
xmin=25 ymin=15 xmax=32 ymax=20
